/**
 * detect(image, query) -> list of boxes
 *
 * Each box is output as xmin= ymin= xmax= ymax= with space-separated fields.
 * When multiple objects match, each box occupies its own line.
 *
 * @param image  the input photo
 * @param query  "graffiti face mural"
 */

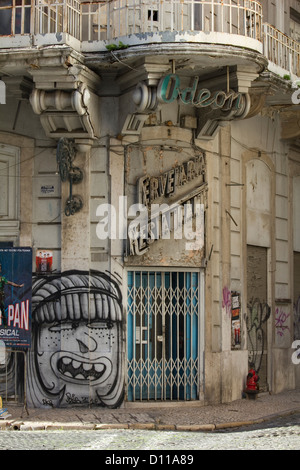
xmin=27 ymin=270 xmax=124 ymax=408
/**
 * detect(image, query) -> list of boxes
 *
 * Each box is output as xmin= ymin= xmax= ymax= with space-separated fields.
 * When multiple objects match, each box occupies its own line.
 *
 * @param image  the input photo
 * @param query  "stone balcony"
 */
xmin=0 ymin=0 xmax=299 ymax=79
xmin=1 ymin=0 xmax=300 ymax=142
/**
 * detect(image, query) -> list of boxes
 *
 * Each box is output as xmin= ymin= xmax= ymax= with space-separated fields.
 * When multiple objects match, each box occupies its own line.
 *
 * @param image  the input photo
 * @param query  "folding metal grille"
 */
xmin=127 ymin=270 xmax=201 ymax=401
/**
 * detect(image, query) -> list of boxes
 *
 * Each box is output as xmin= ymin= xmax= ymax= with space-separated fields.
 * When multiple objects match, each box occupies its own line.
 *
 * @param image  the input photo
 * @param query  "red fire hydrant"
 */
xmin=246 ymin=368 xmax=259 ymax=391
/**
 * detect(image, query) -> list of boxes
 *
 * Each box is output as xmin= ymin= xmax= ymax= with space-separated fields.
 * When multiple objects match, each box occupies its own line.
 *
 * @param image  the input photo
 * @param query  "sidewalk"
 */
xmin=1 ymin=389 xmax=300 ymax=432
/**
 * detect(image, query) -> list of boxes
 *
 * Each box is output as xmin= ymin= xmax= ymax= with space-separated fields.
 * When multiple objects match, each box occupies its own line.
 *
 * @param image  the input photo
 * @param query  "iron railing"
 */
xmin=80 ymin=0 xmax=263 ymax=42
xmin=34 ymin=0 xmax=80 ymax=37
xmin=0 ymin=0 xmax=262 ymax=40
xmin=264 ymin=23 xmax=300 ymax=77
xmin=0 ymin=0 xmax=80 ymax=37
xmin=0 ymin=0 xmax=299 ymax=76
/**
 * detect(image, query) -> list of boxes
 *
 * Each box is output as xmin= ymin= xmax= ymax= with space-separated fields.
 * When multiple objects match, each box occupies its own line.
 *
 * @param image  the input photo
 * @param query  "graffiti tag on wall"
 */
xmin=222 ymin=287 xmax=231 ymax=317
xmin=246 ymin=298 xmax=270 ymax=373
xmin=275 ymin=306 xmax=290 ymax=338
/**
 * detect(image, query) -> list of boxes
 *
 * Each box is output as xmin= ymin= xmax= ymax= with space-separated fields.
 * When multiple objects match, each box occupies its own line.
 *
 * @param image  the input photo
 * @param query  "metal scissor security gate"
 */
xmin=127 ymin=270 xmax=201 ymax=401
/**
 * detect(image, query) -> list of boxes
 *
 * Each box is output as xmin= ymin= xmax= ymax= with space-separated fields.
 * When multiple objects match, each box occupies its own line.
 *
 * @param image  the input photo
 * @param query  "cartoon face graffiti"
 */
xmin=38 ymin=321 xmax=117 ymax=394
xmin=28 ymin=271 xmax=124 ymax=408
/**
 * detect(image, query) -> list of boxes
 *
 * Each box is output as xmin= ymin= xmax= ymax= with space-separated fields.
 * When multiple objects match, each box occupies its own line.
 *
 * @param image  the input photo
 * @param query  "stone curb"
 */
xmin=45 ymin=423 xmax=96 ymax=431
xmin=176 ymin=424 xmax=215 ymax=432
xmin=0 ymin=419 xmax=263 ymax=432
xmin=214 ymin=419 xmax=264 ymax=430
xmin=95 ymin=423 xmax=129 ymax=430
xmin=0 ymin=407 xmax=299 ymax=432
xmin=155 ymin=424 xmax=176 ymax=431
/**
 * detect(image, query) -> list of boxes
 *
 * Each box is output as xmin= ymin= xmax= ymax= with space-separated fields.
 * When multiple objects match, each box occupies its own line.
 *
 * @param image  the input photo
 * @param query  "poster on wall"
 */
xmin=0 ymin=247 xmax=32 ymax=349
xmin=231 ymin=292 xmax=241 ymax=349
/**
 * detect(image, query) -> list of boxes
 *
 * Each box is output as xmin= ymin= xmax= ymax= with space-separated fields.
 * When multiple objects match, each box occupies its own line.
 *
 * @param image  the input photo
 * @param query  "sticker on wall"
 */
xmin=40 ymin=185 xmax=55 ymax=195
xmin=231 ymin=292 xmax=241 ymax=349
xmin=36 ymin=250 xmax=53 ymax=274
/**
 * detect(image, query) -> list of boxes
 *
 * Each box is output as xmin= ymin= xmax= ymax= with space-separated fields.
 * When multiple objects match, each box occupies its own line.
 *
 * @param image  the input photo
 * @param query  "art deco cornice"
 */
xmin=120 ymin=65 xmax=267 ymax=139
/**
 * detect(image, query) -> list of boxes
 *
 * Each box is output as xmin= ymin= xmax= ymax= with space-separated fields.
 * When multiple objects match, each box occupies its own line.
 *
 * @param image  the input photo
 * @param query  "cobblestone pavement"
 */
xmin=2 ymin=389 xmax=300 ymax=433
xmin=0 ymin=413 xmax=299 ymax=450
xmin=0 ymin=389 xmax=299 ymax=452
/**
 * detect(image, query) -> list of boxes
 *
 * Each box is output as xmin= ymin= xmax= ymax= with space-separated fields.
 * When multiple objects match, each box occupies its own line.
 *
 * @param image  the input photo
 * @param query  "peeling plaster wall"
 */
xmin=0 ymin=93 xmax=60 ymax=268
xmin=33 ymin=145 xmax=61 ymax=271
xmin=203 ymin=107 xmax=300 ymax=402
xmin=230 ymin=112 xmax=298 ymax=394
xmin=1 ymin=75 xmax=300 ymax=407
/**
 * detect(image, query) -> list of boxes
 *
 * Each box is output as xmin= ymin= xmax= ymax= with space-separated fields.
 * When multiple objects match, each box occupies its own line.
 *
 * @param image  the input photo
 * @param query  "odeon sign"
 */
xmin=157 ymin=73 xmax=244 ymax=111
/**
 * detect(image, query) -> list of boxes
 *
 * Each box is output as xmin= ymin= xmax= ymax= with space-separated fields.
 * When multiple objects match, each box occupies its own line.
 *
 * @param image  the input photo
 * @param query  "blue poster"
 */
xmin=0 ymin=248 xmax=32 ymax=348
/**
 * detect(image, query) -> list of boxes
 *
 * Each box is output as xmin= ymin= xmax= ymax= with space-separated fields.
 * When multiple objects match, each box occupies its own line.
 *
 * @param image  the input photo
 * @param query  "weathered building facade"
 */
xmin=0 ymin=0 xmax=299 ymax=408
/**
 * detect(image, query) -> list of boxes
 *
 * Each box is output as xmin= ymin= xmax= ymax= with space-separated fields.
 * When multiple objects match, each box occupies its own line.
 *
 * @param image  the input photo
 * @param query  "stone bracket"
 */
xmin=29 ymin=62 xmax=101 ymax=143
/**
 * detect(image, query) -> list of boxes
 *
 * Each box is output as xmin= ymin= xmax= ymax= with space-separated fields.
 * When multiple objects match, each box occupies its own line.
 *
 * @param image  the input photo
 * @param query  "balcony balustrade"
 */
xmin=0 ymin=0 xmax=299 ymax=77
xmin=80 ymin=0 xmax=262 ymax=42
xmin=263 ymin=23 xmax=300 ymax=77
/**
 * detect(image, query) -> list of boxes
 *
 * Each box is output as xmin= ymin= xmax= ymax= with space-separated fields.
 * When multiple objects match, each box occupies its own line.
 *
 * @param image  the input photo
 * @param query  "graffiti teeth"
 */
xmin=94 ymin=363 xmax=104 ymax=373
xmin=72 ymin=360 xmax=81 ymax=369
xmin=62 ymin=357 xmax=72 ymax=365
xmin=57 ymin=356 xmax=106 ymax=382
xmin=75 ymin=374 xmax=86 ymax=380
xmin=83 ymin=362 xmax=93 ymax=371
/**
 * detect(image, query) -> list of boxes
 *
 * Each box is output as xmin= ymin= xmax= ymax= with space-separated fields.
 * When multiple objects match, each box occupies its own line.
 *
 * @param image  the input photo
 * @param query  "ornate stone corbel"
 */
xmin=132 ymin=81 xmax=159 ymax=113
xmin=121 ymin=81 xmax=160 ymax=135
xmin=29 ymin=62 xmax=101 ymax=141
xmin=30 ymin=85 xmax=91 ymax=117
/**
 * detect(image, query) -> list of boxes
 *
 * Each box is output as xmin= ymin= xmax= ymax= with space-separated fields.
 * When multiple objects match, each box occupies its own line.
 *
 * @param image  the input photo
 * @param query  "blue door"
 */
xmin=127 ymin=270 xmax=201 ymax=401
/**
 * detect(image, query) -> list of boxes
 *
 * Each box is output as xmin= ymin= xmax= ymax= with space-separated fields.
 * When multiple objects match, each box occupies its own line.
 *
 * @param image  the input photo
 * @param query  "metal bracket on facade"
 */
xmin=56 ymin=137 xmax=83 ymax=216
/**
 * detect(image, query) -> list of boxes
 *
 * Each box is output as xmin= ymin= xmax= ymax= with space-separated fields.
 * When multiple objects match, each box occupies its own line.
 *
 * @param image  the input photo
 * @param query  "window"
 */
xmin=148 ymin=9 xmax=158 ymax=22
xmin=290 ymin=7 xmax=300 ymax=41
xmin=0 ymin=0 xmax=31 ymax=36
xmin=0 ymin=144 xmax=20 ymax=244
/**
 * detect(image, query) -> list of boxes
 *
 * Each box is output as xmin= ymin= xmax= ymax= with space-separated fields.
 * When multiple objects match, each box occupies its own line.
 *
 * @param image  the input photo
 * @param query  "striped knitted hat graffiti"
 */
xmin=32 ymin=270 xmax=122 ymax=324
